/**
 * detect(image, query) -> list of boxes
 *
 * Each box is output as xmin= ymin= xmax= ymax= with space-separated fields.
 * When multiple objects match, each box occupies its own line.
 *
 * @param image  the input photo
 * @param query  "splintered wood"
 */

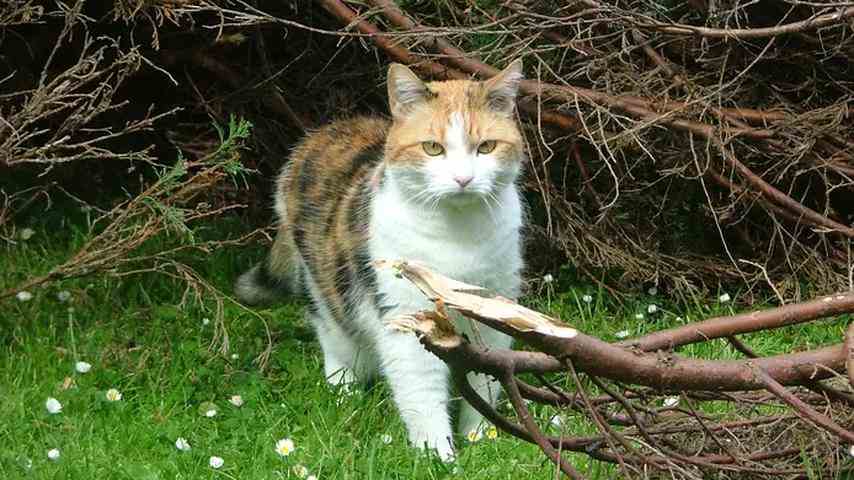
xmin=378 ymin=259 xmax=578 ymax=339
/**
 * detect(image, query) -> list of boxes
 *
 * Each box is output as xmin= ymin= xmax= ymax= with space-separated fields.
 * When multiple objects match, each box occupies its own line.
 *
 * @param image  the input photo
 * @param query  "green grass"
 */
xmin=0 ymin=218 xmax=849 ymax=479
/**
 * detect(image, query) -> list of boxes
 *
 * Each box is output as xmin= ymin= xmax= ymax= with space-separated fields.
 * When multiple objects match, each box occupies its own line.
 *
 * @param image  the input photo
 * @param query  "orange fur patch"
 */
xmin=385 ymin=80 xmax=523 ymax=166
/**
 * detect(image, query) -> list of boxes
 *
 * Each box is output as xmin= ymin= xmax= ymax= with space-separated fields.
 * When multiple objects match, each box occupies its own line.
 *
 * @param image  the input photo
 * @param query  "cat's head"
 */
xmin=384 ymin=61 xmax=525 ymax=208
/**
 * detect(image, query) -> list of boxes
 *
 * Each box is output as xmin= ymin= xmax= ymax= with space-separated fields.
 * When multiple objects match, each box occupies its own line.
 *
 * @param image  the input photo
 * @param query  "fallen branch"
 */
xmin=384 ymin=260 xmax=854 ymax=477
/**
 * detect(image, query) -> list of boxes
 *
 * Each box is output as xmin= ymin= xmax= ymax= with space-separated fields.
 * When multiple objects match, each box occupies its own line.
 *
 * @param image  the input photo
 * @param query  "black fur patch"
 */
xmin=257 ymin=261 xmax=284 ymax=289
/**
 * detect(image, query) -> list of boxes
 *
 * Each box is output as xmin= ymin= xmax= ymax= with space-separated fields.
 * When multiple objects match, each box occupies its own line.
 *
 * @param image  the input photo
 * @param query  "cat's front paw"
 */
xmin=410 ymin=432 xmax=455 ymax=463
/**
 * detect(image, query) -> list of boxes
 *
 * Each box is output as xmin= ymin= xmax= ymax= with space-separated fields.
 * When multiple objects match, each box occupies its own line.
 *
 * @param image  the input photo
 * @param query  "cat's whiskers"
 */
xmin=483 ymin=190 xmax=504 ymax=225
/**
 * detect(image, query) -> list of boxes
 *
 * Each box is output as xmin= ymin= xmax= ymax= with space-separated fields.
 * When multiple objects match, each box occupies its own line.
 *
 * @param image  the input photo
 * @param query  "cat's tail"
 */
xmin=235 ymin=231 xmax=302 ymax=306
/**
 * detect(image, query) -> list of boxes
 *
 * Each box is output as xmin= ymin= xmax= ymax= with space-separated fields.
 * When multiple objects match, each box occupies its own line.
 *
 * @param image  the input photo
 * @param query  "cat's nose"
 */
xmin=454 ymin=175 xmax=473 ymax=188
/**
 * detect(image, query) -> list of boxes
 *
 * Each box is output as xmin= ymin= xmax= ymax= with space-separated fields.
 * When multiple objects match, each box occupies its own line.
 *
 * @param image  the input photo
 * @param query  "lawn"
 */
xmin=0 ymin=216 xmax=848 ymax=479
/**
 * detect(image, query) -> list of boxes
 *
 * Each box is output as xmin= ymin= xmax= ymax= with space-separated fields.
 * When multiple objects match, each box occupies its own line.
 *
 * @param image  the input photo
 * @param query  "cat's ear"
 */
xmin=483 ymin=59 xmax=523 ymax=115
xmin=387 ymin=63 xmax=431 ymax=118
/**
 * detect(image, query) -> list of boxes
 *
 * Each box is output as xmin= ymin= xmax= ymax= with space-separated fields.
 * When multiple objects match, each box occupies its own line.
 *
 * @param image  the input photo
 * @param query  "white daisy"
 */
xmin=663 ymin=396 xmax=680 ymax=408
xmin=16 ymin=291 xmax=33 ymax=302
xmin=381 ymin=434 xmax=392 ymax=445
xmin=614 ymin=329 xmax=630 ymax=339
xmin=292 ymin=465 xmax=309 ymax=478
xmin=647 ymin=286 xmax=658 ymax=295
xmin=205 ymin=408 xmax=217 ymax=417
xmin=228 ymin=395 xmax=244 ymax=407
xmin=47 ymin=448 xmax=60 ymax=461
xmin=202 ymin=318 xmax=210 ymax=326
xmin=634 ymin=313 xmax=644 ymax=320
xmin=275 ymin=438 xmax=295 ymax=457
xmin=647 ymin=304 xmax=658 ymax=314
xmin=230 ymin=353 xmax=238 ymax=360
xmin=542 ymin=274 xmax=554 ymax=284
xmin=57 ymin=290 xmax=72 ymax=302
xmin=45 ymin=397 xmax=62 ymax=414
xmin=719 ymin=293 xmax=731 ymax=303
xmin=581 ymin=294 xmax=593 ymax=303
xmin=209 ymin=456 xmax=224 ymax=469
xmin=307 ymin=476 xmax=318 ymax=480
xmin=175 ymin=437 xmax=191 ymax=452
xmin=75 ymin=361 xmax=91 ymax=374
xmin=550 ymin=415 xmax=563 ymax=428
xmin=105 ymin=388 xmax=122 ymax=402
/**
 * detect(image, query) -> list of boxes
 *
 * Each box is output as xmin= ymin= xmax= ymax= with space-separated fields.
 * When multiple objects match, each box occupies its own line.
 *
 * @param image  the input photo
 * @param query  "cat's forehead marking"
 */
xmin=445 ymin=111 xmax=467 ymax=153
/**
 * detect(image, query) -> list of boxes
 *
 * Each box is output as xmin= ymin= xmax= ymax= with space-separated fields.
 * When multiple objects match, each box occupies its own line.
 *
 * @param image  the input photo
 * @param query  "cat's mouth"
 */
xmin=442 ymin=189 xmax=484 ymax=207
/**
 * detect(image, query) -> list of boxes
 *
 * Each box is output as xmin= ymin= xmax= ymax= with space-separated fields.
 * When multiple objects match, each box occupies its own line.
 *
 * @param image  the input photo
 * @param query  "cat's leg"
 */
xmin=310 ymin=309 xmax=376 ymax=390
xmin=375 ymin=323 xmax=455 ymax=461
xmin=457 ymin=321 xmax=513 ymax=437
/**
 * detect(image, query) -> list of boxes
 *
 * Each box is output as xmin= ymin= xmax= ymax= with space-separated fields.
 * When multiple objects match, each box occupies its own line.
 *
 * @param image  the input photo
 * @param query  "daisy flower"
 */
xmin=47 ymin=449 xmax=60 ymax=461
xmin=228 ymin=395 xmax=244 ymax=407
xmin=175 ymin=437 xmax=191 ymax=452
xmin=75 ymin=361 xmax=91 ymax=374
xmin=486 ymin=426 xmax=498 ymax=440
xmin=542 ymin=274 xmax=554 ymax=284
xmin=581 ymin=294 xmax=593 ymax=303
xmin=45 ymin=397 xmax=62 ymax=414
xmin=275 ymin=438 xmax=295 ymax=457
xmin=647 ymin=304 xmax=658 ymax=314
xmin=199 ymin=401 xmax=218 ymax=417
xmin=719 ymin=293 xmax=731 ymax=303
xmin=57 ymin=290 xmax=72 ymax=302
xmin=466 ymin=429 xmax=483 ymax=443
xmin=292 ymin=465 xmax=309 ymax=478
xmin=202 ymin=318 xmax=210 ymax=326
xmin=16 ymin=291 xmax=33 ymax=302
xmin=209 ymin=456 xmax=224 ymax=469
xmin=105 ymin=388 xmax=122 ymax=402
xmin=614 ymin=329 xmax=630 ymax=339
xmin=634 ymin=313 xmax=644 ymax=320
xmin=663 ymin=396 xmax=680 ymax=408
xmin=647 ymin=286 xmax=658 ymax=296
xmin=19 ymin=228 xmax=35 ymax=240
xmin=380 ymin=434 xmax=392 ymax=445
xmin=307 ymin=476 xmax=318 ymax=480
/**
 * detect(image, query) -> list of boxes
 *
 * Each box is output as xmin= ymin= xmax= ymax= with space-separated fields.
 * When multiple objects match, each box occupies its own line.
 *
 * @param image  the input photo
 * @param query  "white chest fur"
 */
xmin=369 ymin=179 xmax=523 ymax=310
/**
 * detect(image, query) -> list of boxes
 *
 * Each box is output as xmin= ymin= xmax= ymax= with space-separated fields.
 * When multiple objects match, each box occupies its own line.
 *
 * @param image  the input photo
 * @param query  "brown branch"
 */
xmin=502 ymin=369 xmax=588 ymax=479
xmin=625 ymin=291 xmax=854 ymax=352
xmin=388 ymin=261 xmax=847 ymax=391
xmin=633 ymin=7 xmax=854 ymax=39
xmin=571 ymin=142 xmax=603 ymax=210
xmin=754 ymin=367 xmax=854 ymax=444
xmin=726 ymin=336 xmax=759 ymax=358
xmin=847 ymin=322 xmax=854 ymax=387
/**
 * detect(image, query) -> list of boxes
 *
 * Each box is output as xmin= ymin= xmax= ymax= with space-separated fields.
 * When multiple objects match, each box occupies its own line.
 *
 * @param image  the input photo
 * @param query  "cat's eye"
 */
xmin=422 ymin=141 xmax=445 ymax=156
xmin=477 ymin=140 xmax=497 ymax=154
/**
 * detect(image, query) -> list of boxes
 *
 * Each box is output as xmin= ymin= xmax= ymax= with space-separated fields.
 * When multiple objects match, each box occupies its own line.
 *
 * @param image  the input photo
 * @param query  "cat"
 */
xmin=235 ymin=60 xmax=525 ymax=461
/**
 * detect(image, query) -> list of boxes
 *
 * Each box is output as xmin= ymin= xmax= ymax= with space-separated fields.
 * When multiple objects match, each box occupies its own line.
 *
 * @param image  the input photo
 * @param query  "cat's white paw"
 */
xmin=325 ymin=366 xmax=357 ymax=391
xmin=410 ymin=433 xmax=455 ymax=463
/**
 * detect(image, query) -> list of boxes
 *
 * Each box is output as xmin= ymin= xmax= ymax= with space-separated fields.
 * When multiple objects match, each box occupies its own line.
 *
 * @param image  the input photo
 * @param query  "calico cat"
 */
xmin=236 ymin=60 xmax=525 ymax=460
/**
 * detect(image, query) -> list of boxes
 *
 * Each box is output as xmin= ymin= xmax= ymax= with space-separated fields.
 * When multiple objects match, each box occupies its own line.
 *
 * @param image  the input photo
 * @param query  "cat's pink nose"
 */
xmin=454 ymin=176 xmax=473 ymax=188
